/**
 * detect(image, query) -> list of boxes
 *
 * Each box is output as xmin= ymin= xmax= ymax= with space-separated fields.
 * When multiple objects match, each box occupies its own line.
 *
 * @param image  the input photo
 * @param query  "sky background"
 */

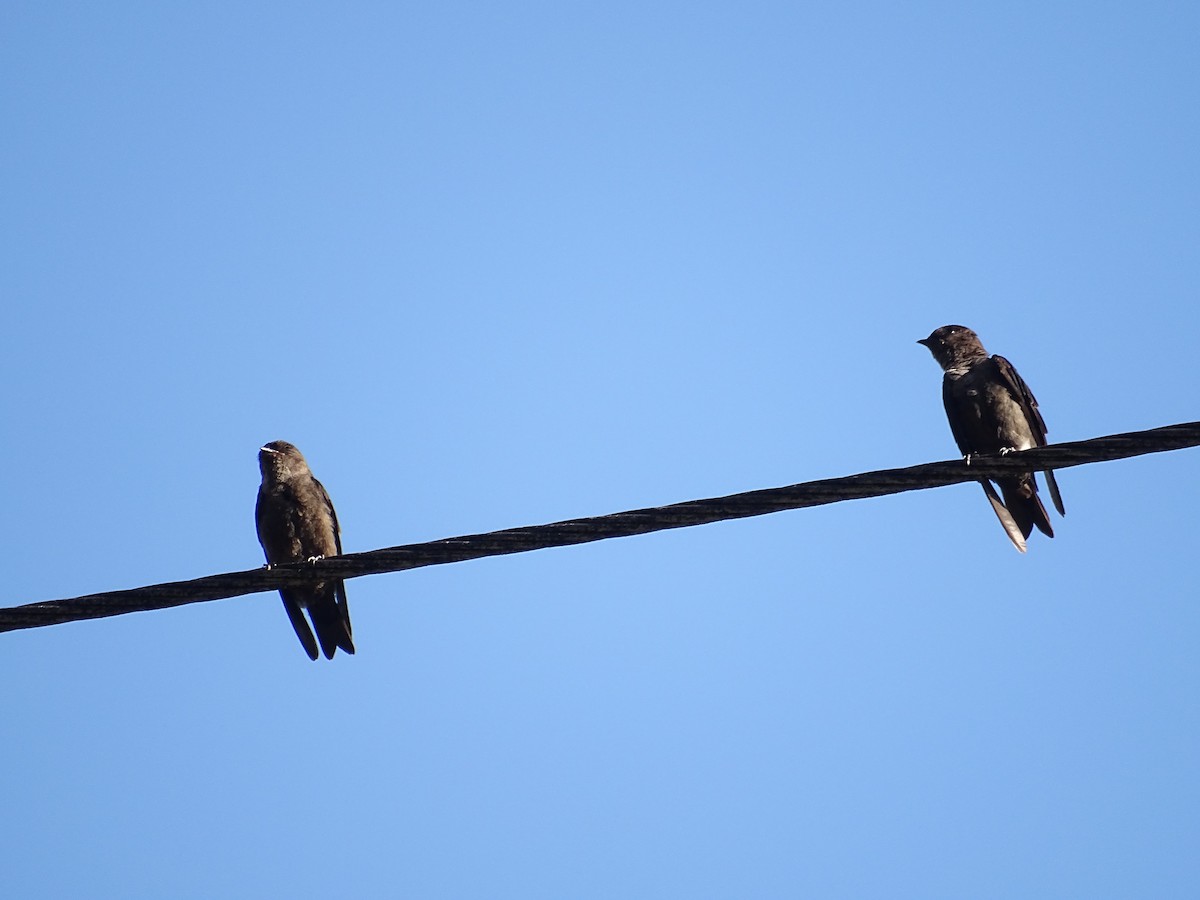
xmin=3 ymin=2 xmax=1198 ymax=897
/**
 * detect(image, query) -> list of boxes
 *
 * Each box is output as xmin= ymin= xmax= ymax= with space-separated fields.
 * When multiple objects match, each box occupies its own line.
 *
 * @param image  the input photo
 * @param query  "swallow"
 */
xmin=918 ymin=325 xmax=1065 ymax=552
xmin=255 ymin=440 xmax=354 ymax=659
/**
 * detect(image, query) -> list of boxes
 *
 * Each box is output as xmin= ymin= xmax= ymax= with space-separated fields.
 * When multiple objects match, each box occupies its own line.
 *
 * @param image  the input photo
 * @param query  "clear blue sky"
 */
xmin=4 ymin=3 xmax=1198 ymax=897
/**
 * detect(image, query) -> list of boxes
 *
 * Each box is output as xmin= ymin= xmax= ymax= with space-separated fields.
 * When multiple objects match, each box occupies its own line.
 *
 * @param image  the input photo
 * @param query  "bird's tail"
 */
xmin=310 ymin=582 xmax=356 ymax=659
xmin=998 ymin=475 xmax=1054 ymax=540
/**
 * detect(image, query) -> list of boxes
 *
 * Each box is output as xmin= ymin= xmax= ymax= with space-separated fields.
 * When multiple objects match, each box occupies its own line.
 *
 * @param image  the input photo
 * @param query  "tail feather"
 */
xmin=308 ymin=582 xmax=355 ymax=659
xmin=1044 ymin=470 xmax=1066 ymax=518
xmin=998 ymin=476 xmax=1053 ymax=539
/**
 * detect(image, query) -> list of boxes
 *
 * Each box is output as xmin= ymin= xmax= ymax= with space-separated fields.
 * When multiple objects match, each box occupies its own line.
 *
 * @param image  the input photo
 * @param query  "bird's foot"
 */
xmin=963 ymin=453 xmax=975 ymax=467
xmin=999 ymin=447 xmax=1017 ymax=456
xmin=307 ymin=555 xmax=326 ymax=565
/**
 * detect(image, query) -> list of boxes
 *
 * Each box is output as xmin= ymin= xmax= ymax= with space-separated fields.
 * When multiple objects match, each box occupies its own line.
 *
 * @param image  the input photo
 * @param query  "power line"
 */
xmin=3 ymin=421 xmax=1197 ymax=635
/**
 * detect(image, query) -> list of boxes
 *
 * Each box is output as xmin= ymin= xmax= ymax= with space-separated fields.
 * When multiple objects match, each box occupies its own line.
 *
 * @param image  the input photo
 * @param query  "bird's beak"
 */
xmin=916 ymin=338 xmax=930 ymax=347
xmin=260 ymin=446 xmax=278 ymax=454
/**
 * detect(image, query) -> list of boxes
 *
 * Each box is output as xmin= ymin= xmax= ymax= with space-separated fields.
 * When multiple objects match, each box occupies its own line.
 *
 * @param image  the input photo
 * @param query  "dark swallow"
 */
xmin=918 ymin=325 xmax=1065 ymax=553
xmin=255 ymin=440 xmax=354 ymax=659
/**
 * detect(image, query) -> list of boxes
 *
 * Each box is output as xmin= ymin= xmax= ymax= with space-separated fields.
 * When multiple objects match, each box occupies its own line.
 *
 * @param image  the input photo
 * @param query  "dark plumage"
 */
xmin=255 ymin=440 xmax=354 ymax=659
xmin=918 ymin=325 xmax=1065 ymax=553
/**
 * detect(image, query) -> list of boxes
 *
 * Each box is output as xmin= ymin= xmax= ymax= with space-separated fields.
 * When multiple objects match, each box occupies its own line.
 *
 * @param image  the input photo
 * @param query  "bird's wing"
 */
xmin=1043 ymin=470 xmax=1066 ymax=517
xmin=281 ymin=593 xmax=320 ymax=660
xmin=980 ymin=480 xmax=1027 ymax=553
xmin=313 ymin=477 xmax=343 ymax=556
xmin=254 ymin=487 xmax=268 ymax=548
xmin=312 ymin=475 xmax=354 ymax=652
xmin=335 ymin=581 xmax=353 ymax=640
xmin=994 ymin=355 xmax=1065 ymax=516
xmin=941 ymin=377 xmax=974 ymax=457
xmin=993 ymin=355 xmax=1048 ymax=444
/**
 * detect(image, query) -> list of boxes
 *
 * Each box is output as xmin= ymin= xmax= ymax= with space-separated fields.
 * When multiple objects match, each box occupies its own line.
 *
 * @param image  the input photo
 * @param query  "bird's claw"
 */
xmin=307 ymin=555 xmax=326 ymax=565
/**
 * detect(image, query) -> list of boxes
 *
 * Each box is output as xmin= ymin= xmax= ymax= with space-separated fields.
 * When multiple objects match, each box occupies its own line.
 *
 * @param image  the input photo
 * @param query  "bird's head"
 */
xmin=918 ymin=324 xmax=987 ymax=371
xmin=258 ymin=440 xmax=309 ymax=481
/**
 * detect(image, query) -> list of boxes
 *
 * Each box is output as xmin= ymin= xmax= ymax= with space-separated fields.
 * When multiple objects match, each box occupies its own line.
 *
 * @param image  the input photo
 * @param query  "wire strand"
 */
xmin=3 ymin=421 xmax=1197 ymax=635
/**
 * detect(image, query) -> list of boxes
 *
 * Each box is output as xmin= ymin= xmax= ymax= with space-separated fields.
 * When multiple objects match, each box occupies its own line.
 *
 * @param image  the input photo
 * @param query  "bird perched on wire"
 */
xmin=256 ymin=440 xmax=355 ymax=659
xmin=918 ymin=325 xmax=1065 ymax=553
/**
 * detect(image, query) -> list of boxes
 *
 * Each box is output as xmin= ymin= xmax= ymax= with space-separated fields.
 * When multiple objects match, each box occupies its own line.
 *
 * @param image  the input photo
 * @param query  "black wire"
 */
xmin=3 ymin=421 xmax=1197 ymax=635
